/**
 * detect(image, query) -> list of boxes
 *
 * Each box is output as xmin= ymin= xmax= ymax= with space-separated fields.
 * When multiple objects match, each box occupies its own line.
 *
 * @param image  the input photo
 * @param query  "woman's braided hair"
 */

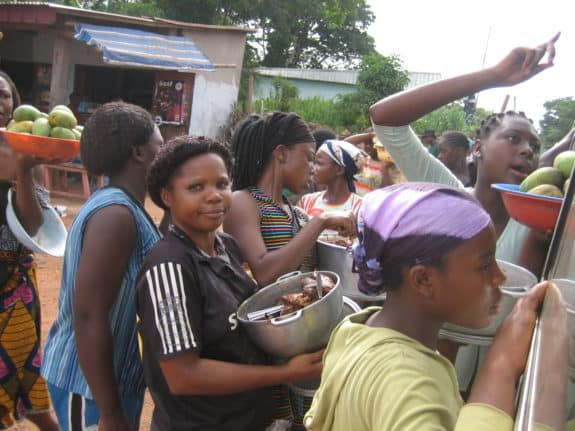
xmin=476 ymin=111 xmax=533 ymax=140
xmin=230 ymin=112 xmax=314 ymax=191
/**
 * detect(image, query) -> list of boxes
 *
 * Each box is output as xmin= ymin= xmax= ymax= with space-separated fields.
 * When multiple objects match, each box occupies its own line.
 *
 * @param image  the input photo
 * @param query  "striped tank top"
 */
xmin=248 ymin=187 xmax=315 ymax=271
xmin=41 ymin=187 xmax=161 ymax=399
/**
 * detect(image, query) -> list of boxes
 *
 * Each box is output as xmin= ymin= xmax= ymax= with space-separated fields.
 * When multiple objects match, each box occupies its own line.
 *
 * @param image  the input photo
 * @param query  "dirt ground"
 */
xmin=21 ymin=193 xmax=165 ymax=430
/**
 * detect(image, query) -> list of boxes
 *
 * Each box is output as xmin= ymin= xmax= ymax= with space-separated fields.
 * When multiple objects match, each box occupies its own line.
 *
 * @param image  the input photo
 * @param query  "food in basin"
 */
xmin=237 ymin=271 xmax=343 ymax=358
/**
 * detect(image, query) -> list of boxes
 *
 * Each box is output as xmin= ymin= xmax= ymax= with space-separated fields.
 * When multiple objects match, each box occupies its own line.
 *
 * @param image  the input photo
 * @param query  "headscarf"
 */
xmin=317 ymin=139 xmax=366 ymax=193
xmin=352 ymin=182 xmax=491 ymax=295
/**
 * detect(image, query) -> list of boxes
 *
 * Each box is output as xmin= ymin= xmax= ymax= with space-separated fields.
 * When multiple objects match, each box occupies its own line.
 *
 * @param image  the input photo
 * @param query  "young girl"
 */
xmin=224 ymin=112 xmax=356 ymax=287
xmin=42 ymin=102 xmax=163 ymax=431
xmin=0 ymin=71 xmax=59 ymax=430
xmin=136 ymin=136 xmax=323 ymax=431
xmin=298 ymin=139 xmax=365 ymax=217
xmin=304 ymin=183 xmax=551 ymax=430
xmin=369 ymin=34 xmax=560 ymax=276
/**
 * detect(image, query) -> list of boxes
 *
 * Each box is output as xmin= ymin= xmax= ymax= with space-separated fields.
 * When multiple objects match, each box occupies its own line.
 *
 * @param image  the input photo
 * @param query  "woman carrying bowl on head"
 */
xmin=136 ymin=136 xmax=323 ymax=431
xmin=0 ymin=71 xmax=59 ymax=430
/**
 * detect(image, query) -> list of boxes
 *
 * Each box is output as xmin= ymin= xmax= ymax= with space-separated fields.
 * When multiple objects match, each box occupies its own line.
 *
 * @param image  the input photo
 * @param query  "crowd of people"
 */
xmin=0 ymin=33 xmax=571 ymax=431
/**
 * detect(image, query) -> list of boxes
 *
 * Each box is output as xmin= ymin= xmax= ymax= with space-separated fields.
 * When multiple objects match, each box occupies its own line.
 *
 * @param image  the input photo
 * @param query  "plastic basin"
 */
xmin=2 ymin=129 xmax=80 ymax=161
xmin=492 ymin=183 xmax=562 ymax=231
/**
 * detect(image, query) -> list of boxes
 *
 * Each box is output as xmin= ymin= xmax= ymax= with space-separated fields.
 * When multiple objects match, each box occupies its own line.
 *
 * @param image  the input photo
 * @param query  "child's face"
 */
xmin=281 ymin=142 xmax=315 ymax=194
xmin=478 ymin=116 xmax=541 ymax=185
xmin=432 ymin=224 xmax=506 ymax=329
xmin=313 ymin=151 xmax=340 ymax=185
xmin=161 ymin=153 xmax=232 ymax=236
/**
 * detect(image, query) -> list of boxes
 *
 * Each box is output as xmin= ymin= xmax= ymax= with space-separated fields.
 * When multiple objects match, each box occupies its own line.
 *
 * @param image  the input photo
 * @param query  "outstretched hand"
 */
xmin=491 ymin=32 xmax=560 ymax=87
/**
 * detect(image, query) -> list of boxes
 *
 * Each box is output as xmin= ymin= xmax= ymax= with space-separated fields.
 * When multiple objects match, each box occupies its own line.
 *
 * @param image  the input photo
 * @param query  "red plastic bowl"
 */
xmin=1 ymin=129 xmax=80 ymax=161
xmin=492 ymin=183 xmax=563 ymax=232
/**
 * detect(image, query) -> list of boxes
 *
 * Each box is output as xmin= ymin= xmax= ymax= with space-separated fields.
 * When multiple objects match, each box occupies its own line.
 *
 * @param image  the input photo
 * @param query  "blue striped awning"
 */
xmin=74 ymin=23 xmax=215 ymax=72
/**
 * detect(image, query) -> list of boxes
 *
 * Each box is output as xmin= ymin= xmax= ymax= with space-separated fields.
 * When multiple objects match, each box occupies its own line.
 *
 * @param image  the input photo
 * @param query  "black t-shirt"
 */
xmin=136 ymin=226 xmax=275 ymax=431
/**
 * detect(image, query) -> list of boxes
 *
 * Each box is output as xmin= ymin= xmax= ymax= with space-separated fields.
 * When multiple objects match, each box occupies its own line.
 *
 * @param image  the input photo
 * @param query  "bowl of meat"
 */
xmin=237 ymin=270 xmax=342 ymax=359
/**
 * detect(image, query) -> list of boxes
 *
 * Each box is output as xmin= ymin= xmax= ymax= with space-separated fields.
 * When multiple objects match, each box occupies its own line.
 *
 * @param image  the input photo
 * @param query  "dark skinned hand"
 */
xmin=491 ymin=32 xmax=560 ymax=87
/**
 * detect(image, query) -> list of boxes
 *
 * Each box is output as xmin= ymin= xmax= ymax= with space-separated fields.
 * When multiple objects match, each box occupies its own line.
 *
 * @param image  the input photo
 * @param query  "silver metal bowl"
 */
xmin=316 ymin=239 xmax=386 ymax=303
xmin=237 ymin=271 xmax=342 ymax=359
xmin=443 ymin=260 xmax=537 ymax=337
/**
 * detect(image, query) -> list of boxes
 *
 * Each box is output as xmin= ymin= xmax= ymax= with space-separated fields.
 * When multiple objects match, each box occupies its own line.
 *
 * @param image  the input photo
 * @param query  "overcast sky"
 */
xmin=366 ymin=0 xmax=574 ymax=129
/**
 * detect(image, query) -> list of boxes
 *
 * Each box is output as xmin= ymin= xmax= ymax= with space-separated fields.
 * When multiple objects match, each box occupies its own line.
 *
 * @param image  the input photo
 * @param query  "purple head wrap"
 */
xmin=352 ymin=182 xmax=491 ymax=296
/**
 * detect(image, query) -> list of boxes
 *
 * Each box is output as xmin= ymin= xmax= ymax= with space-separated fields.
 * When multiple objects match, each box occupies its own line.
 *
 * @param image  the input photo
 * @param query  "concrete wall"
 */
xmin=254 ymin=75 xmax=356 ymax=101
xmin=183 ymin=29 xmax=246 ymax=139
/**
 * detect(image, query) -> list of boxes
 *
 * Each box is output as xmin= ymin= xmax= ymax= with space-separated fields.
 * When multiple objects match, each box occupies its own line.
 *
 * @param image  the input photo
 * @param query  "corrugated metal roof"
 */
xmin=255 ymin=67 xmax=442 ymax=88
xmin=0 ymin=2 xmax=254 ymax=32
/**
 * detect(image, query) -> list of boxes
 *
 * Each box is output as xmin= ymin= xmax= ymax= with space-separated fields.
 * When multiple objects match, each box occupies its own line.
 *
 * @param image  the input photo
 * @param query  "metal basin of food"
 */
xmin=443 ymin=260 xmax=537 ymax=337
xmin=316 ymin=239 xmax=386 ymax=303
xmin=237 ymin=271 xmax=342 ymax=359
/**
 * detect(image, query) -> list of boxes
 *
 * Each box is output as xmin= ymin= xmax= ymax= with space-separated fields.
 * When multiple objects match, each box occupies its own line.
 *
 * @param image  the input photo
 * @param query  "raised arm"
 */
xmin=370 ymin=33 xmax=559 ymax=127
xmin=13 ymin=157 xmax=45 ymax=236
xmin=539 ymin=128 xmax=575 ymax=168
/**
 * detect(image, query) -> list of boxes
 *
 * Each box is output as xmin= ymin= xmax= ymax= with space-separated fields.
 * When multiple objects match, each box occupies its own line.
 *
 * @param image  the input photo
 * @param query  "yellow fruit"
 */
xmin=564 ymin=179 xmax=571 ymax=195
xmin=528 ymin=184 xmax=563 ymax=198
xmin=48 ymin=110 xmax=77 ymax=129
xmin=51 ymin=105 xmax=73 ymax=115
xmin=50 ymin=126 xmax=76 ymax=140
xmin=71 ymin=128 xmax=81 ymax=140
xmin=31 ymin=118 xmax=52 ymax=137
xmin=13 ymin=105 xmax=42 ymax=122
xmin=520 ymin=167 xmax=564 ymax=192
xmin=7 ymin=120 xmax=34 ymax=133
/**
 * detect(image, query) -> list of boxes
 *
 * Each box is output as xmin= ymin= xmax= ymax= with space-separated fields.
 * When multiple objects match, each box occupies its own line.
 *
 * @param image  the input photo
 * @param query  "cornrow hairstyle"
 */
xmin=80 ymin=102 xmax=156 ymax=176
xmin=147 ymin=135 xmax=232 ymax=211
xmin=440 ymin=131 xmax=469 ymax=151
xmin=231 ymin=112 xmax=314 ymax=191
xmin=476 ymin=111 xmax=533 ymax=141
xmin=0 ymin=71 xmax=21 ymax=109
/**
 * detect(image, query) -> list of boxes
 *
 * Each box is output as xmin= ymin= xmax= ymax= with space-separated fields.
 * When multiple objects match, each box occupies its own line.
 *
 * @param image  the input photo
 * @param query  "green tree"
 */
xmin=271 ymin=77 xmax=299 ymax=112
xmin=50 ymin=0 xmax=375 ymax=69
xmin=539 ymin=97 xmax=575 ymax=149
xmin=336 ymin=53 xmax=409 ymax=132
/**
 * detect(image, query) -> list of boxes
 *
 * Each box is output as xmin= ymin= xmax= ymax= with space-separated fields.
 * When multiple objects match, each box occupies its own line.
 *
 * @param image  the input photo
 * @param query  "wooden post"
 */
xmin=500 ymin=94 xmax=510 ymax=113
xmin=50 ymin=35 xmax=72 ymax=109
xmin=247 ymin=72 xmax=254 ymax=113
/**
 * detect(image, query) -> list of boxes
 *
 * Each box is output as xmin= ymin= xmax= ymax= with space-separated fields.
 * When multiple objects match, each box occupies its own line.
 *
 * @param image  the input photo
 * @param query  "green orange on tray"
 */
xmin=2 ymin=104 xmax=82 ymax=161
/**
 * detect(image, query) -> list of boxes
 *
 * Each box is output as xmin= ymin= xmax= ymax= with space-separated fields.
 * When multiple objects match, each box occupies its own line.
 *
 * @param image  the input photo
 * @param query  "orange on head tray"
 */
xmin=1 ymin=129 xmax=80 ymax=161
